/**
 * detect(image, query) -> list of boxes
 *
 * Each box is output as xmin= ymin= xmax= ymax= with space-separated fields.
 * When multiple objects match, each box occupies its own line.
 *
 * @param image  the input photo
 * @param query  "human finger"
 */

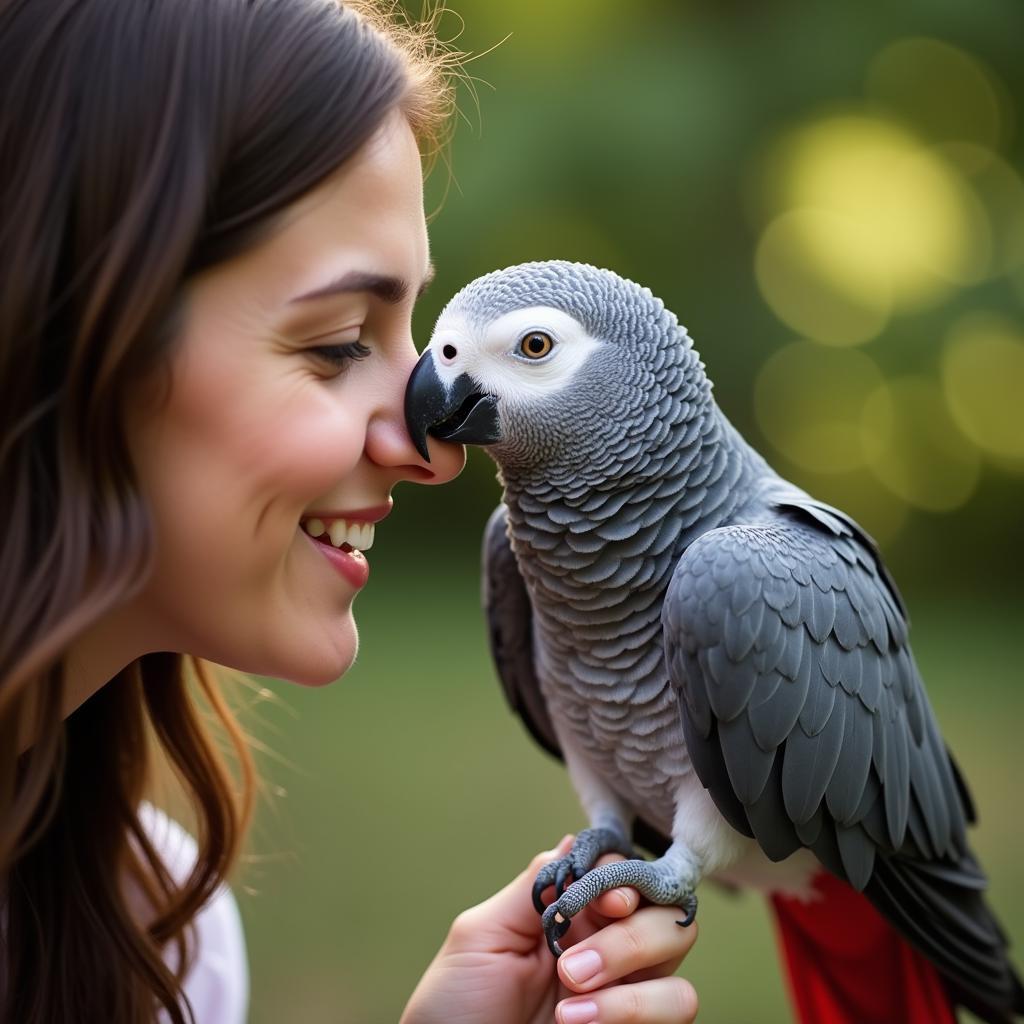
xmin=556 ymin=976 xmax=699 ymax=1024
xmin=556 ymin=911 xmax=698 ymax=992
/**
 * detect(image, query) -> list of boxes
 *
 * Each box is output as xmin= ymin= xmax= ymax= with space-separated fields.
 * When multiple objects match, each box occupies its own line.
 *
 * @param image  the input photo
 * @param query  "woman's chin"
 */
xmin=275 ymin=617 xmax=359 ymax=687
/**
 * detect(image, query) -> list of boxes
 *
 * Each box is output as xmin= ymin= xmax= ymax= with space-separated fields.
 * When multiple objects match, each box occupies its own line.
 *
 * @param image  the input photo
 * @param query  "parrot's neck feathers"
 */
xmin=502 ymin=404 xmax=768 ymax=602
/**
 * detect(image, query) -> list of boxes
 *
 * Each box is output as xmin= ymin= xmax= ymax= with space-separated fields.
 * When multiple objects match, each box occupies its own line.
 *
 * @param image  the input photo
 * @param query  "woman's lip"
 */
xmin=301 ymin=530 xmax=370 ymax=589
xmin=302 ymin=502 xmax=392 ymax=524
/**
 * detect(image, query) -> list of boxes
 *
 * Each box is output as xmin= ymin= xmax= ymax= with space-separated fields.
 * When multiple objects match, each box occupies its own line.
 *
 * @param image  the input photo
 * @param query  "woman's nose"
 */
xmin=363 ymin=349 xmax=466 ymax=485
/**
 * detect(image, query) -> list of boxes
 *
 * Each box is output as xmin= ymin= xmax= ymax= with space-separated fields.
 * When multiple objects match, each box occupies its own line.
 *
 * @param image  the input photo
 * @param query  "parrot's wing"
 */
xmin=483 ymin=503 xmax=562 ymax=759
xmin=483 ymin=503 xmax=671 ymax=856
xmin=663 ymin=499 xmax=1020 ymax=1009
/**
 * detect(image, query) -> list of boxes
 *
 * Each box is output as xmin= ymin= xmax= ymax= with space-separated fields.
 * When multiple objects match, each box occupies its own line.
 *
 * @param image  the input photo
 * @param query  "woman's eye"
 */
xmin=518 ymin=331 xmax=554 ymax=359
xmin=308 ymin=340 xmax=371 ymax=372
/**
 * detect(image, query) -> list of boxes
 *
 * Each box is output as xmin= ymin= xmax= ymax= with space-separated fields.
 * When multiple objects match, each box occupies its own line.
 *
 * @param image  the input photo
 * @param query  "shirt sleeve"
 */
xmin=139 ymin=803 xmax=250 ymax=1024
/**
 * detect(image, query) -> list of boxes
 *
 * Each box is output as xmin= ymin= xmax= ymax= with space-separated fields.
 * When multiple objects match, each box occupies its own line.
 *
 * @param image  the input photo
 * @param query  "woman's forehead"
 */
xmin=204 ymin=116 xmax=429 ymax=305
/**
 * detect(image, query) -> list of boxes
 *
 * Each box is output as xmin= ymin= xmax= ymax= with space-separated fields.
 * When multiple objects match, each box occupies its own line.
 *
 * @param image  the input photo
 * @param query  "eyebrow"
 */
xmin=289 ymin=263 xmax=436 ymax=305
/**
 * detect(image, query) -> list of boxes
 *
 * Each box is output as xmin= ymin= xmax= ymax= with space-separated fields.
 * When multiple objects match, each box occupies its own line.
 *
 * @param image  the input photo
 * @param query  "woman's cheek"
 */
xmin=243 ymin=393 xmax=367 ymax=502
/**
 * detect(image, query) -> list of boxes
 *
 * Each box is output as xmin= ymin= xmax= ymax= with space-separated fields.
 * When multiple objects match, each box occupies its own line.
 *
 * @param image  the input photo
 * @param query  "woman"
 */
xmin=0 ymin=1 xmax=699 ymax=1021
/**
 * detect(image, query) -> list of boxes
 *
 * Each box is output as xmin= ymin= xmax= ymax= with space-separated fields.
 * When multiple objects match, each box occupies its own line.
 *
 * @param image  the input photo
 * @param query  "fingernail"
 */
xmin=561 ymin=948 xmax=602 ymax=985
xmin=558 ymin=999 xmax=598 ymax=1024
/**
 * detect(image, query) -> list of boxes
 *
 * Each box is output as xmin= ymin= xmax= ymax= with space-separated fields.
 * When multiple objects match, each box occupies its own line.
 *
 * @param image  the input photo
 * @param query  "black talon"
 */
xmin=531 ymin=828 xmax=635 ymax=923
xmin=532 ymin=878 xmax=549 ymax=914
xmin=542 ymin=904 xmax=572 ymax=957
xmin=532 ymin=859 xmax=561 ymax=914
xmin=554 ymin=860 xmax=573 ymax=897
xmin=675 ymin=893 xmax=699 ymax=928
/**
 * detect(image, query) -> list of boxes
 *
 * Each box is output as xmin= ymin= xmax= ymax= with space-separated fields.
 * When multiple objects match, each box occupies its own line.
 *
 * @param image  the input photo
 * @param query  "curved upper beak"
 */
xmin=404 ymin=349 xmax=501 ymax=462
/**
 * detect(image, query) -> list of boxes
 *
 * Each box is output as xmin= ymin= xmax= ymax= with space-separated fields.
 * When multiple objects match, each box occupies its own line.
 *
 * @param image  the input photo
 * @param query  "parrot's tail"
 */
xmin=769 ymin=871 xmax=956 ymax=1024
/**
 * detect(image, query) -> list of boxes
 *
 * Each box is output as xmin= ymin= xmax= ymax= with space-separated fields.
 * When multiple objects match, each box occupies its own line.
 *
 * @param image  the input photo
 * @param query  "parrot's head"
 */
xmin=404 ymin=260 xmax=711 ymax=487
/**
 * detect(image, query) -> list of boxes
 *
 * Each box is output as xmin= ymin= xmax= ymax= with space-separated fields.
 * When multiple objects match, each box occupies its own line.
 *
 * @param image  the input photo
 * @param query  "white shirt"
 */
xmin=139 ymin=804 xmax=250 ymax=1024
xmin=1 ymin=805 xmax=247 ymax=1022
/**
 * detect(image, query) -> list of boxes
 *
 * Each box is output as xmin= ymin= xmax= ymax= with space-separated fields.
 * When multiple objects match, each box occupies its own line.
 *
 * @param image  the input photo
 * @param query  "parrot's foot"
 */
xmin=531 ymin=826 xmax=634 ymax=914
xmin=540 ymin=857 xmax=699 ymax=957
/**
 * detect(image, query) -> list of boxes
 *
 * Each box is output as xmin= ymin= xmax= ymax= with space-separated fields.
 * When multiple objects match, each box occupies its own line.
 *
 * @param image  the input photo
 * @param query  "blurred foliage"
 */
xmin=410 ymin=0 xmax=1024 ymax=588
xmin=237 ymin=2 xmax=1024 ymax=1021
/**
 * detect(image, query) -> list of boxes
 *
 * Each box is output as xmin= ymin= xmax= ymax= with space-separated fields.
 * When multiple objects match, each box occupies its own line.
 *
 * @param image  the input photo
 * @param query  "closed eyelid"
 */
xmin=303 ymin=324 xmax=362 ymax=343
xmin=307 ymin=339 xmax=371 ymax=372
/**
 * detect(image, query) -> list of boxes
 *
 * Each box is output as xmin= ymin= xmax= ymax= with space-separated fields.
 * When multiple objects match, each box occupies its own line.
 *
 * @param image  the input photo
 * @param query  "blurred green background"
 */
xmin=237 ymin=2 xmax=1024 ymax=1020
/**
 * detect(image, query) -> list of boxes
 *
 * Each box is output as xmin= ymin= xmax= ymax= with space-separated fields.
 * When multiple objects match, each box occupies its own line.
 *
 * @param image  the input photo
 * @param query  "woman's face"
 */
xmin=127 ymin=113 xmax=464 ymax=685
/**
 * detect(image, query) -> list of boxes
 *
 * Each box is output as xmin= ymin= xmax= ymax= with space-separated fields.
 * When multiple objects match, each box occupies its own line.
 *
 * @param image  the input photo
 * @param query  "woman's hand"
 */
xmin=400 ymin=836 xmax=699 ymax=1024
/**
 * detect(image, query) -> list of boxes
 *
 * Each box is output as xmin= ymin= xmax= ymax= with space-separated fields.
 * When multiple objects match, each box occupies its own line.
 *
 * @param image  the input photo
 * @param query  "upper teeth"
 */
xmin=303 ymin=517 xmax=374 ymax=551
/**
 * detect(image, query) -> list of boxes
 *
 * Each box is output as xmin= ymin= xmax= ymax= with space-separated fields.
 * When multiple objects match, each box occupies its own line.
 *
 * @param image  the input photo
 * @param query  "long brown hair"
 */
xmin=0 ymin=1 xmax=456 ymax=1020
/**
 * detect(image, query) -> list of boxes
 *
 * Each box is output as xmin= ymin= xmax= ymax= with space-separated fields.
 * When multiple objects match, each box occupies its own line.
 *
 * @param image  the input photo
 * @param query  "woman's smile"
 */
xmin=299 ymin=502 xmax=393 ymax=589
xmin=301 ymin=529 xmax=370 ymax=589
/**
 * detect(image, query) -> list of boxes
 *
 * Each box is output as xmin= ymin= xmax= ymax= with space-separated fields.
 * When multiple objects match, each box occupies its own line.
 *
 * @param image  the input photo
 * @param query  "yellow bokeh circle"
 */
xmin=780 ymin=115 xmax=990 ymax=309
xmin=755 ymin=112 xmax=995 ymax=343
xmin=755 ymin=209 xmax=890 ymax=345
xmin=942 ymin=313 xmax=1024 ymax=463
xmin=861 ymin=376 xmax=980 ymax=511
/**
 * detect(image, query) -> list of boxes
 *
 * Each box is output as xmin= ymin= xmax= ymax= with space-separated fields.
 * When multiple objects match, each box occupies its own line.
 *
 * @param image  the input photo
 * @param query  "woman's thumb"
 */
xmin=447 ymin=834 xmax=574 ymax=952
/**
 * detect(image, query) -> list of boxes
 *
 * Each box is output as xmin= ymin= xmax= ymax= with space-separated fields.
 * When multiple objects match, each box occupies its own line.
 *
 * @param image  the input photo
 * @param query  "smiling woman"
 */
xmin=0 ymin=2 xmax=701 ymax=1024
xmin=123 ymin=112 xmax=455 ymax=690
xmin=0 ymin=1 xmax=459 ymax=1020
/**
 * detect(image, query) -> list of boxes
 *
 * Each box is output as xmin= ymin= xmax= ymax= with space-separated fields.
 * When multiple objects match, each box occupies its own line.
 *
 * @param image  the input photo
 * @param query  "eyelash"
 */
xmin=309 ymin=339 xmax=371 ymax=371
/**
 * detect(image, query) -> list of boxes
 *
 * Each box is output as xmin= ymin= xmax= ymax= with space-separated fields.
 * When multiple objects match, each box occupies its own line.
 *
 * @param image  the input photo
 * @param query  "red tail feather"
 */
xmin=770 ymin=871 xmax=956 ymax=1024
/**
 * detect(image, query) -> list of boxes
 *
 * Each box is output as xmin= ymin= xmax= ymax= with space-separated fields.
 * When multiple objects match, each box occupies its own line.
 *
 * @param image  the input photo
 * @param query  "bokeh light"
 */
xmin=754 ymin=341 xmax=884 ymax=472
xmin=942 ymin=313 xmax=1024 ymax=464
xmin=940 ymin=143 xmax=1024 ymax=276
xmin=862 ymin=376 xmax=981 ymax=511
xmin=865 ymin=37 xmax=1010 ymax=152
xmin=773 ymin=115 xmax=990 ymax=315
xmin=755 ymin=209 xmax=890 ymax=345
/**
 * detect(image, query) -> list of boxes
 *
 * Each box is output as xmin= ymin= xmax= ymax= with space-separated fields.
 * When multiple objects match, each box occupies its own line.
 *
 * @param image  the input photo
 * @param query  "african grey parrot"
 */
xmin=404 ymin=261 xmax=1024 ymax=1023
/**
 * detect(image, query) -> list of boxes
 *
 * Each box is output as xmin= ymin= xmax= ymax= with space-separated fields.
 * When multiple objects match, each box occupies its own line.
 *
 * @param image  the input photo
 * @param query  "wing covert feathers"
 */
xmin=664 ymin=500 xmax=1023 ymax=1020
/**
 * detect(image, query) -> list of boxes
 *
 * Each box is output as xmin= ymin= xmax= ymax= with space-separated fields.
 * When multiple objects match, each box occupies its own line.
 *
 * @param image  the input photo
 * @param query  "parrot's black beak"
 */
xmin=404 ymin=348 xmax=501 ymax=462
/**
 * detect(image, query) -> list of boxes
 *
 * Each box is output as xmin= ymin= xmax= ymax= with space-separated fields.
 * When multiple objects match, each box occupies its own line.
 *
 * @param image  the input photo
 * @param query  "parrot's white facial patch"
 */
xmin=428 ymin=306 xmax=603 ymax=404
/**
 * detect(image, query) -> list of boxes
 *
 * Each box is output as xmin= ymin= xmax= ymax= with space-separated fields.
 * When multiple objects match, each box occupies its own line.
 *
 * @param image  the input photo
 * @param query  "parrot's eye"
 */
xmin=518 ymin=331 xmax=554 ymax=360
